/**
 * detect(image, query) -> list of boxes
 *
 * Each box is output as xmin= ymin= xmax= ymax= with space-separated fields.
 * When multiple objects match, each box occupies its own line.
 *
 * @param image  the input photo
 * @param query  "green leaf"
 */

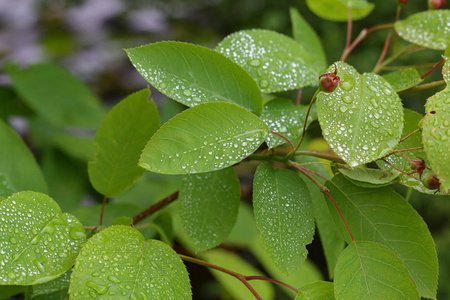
xmin=295 ymin=281 xmax=334 ymax=300
xmin=216 ymin=30 xmax=320 ymax=92
xmin=395 ymin=10 xmax=450 ymax=50
xmin=71 ymin=203 xmax=142 ymax=226
xmin=382 ymin=68 xmax=423 ymax=92
xmin=0 ymin=119 xmax=47 ymax=197
xmin=126 ymin=41 xmax=263 ymax=115
xmin=378 ymin=108 xmax=440 ymax=194
xmin=422 ymin=58 xmax=450 ymax=194
xmin=25 ymin=270 xmax=71 ymax=300
xmin=226 ymin=203 xmax=260 ymax=247
xmin=88 ymin=89 xmax=160 ymax=197
xmin=179 ymin=167 xmax=240 ymax=252
xmin=261 ymin=98 xmax=317 ymax=148
xmin=139 ymin=102 xmax=268 ymax=174
xmin=290 ymin=8 xmax=327 ymax=72
xmin=201 ymin=249 xmax=274 ymax=300
xmin=326 ymin=174 xmax=438 ymax=298
xmin=6 ymin=63 xmax=105 ymax=128
xmin=306 ymin=0 xmax=374 ymax=22
xmin=0 ymin=191 xmax=86 ymax=285
xmin=0 ymin=286 xmax=25 ymax=299
xmin=336 ymin=165 xmax=400 ymax=187
xmin=70 ymin=226 xmax=191 ymax=299
xmin=253 ymin=164 xmax=314 ymax=275
xmin=334 ymin=241 xmax=420 ymax=300
xmin=317 ymin=62 xmax=404 ymax=167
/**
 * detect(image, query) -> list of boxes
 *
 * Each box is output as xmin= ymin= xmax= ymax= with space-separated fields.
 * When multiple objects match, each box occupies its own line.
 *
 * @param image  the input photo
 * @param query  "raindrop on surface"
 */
xmin=342 ymin=96 xmax=353 ymax=104
xmin=341 ymin=82 xmax=352 ymax=91
xmin=259 ymin=79 xmax=269 ymax=88
xmin=249 ymin=59 xmax=261 ymax=67
xmin=86 ymin=281 xmax=110 ymax=295
xmin=183 ymin=90 xmax=192 ymax=96
xmin=340 ymin=106 xmax=348 ymax=113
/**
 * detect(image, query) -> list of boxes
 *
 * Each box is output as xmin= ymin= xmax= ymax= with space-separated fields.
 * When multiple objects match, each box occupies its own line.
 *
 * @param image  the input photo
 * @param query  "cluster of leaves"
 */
xmin=0 ymin=0 xmax=449 ymax=299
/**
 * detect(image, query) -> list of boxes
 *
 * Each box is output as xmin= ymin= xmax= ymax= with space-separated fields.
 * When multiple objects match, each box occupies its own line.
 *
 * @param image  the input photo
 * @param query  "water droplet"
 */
xmin=159 ymin=83 xmax=167 ymax=89
xmin=70 ymin=227 xmax=85 ymax=240
xmin=362 ymin=145 xmax=369 ymax=150
xmin=259 ymin=79 xmax=269 ymax=88
xmin=183 ymin=90 xmax=192 ymax=96
xmin=9 ymin=237 xmax=17 ymax=244
xmin=340 ymin=106 xmax=348 ymax=113
xmin=86 ymin=281 xmax=110 ymax=295
xmin=33 ymin=259 xmax=45 ymax=272
xmin=107 ymin=275 xmax=122 ymax=283
xmin=341 ymin=82 xmax=352 ymax=91
xmin=343 ymin=96 xmax=353 ymax=104
xmin=249 ymin=59 xmax=261 ymax=67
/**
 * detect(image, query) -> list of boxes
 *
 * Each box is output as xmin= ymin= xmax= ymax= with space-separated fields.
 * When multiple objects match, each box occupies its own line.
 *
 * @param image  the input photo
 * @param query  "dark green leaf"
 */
xmin=326 ymin=174 xmax=438 ymax=298
xmin=0 ymin=191 xmax=86 ymax=285
xmin=317 ymin=62 xmax=404 ymax=166
xmin=306 ymin=0 xmax=374 ymax=22
xmin=70 ymin=226 xmax=191 ymax=299
xmin=139 ymin=102 xmax=268 ymax=174
xmin=126 ymin=42 xmax=263 ymax=115
xmin=395 ymin=10 xmax=450 ymax=50
xmin=226 ymin=203 xmax=259 ymax=247
xmin=336 ymin=165 xmax=400 ymax=187
xmin=88 ymin=89 xmax=160 ymax=197
xmin=253 ymin=164 xmax=314 ymax=274
xmin=179 ymin=167 xmax=240 ymax=252
xmin=382 ymin=68 xmax=423 ymax=92
xmin=0 ymin=119 xmax=47 ymax=197
xmin=0 ymin=286 xmax=25 ymax=300
xmin=295 ymin=281 xmax=334 ymax=300
xmin=334 ymin=241 xmax=420 ymax=300
xmin=25 ymin=270 xmax=71 ymax=300
xmin=216 ymin=30 xmax=320 ymax=93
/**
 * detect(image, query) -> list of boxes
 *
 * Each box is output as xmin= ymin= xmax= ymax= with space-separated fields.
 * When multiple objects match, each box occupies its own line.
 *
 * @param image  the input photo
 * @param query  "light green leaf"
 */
xmin=290 ymin=8 xmax=327 ymax=72
xmin=378 ymin=109 xmax=440 ymax=194
xmin=395 ymin=10 xmax=450 ymax=50
xmin=0 ymin=119 xmax=47 ymax=197
xmin=6 ymin=63 xmax=105 ymax=128
xmin=261 ymin=98 xmax=317 ymax=148
xmin=180 ymin=167 xmax=240 ymax=252
xmin=139 ymin=102 xmax=268 ymax=174
xmin=88 ymin=89 xmax=160 ymax=197
xmin=422 ymin=58 xmax=450 ymax=194
xmin=201 ymin=249 xmax=274 ymax=300
xmin=70 ymin=226 xmax=191 ymax=299
xmin=335 ymin=241 xmax=420 ymax=300
xmin=326 ymin=174 xmax=438 ymax=298
xmin=336 ymin=165 xmax=400 ymax=187
xmin=317 ymin=62 xmax=404 ymax=167
xmin=226 ymin=203 xmax=259 ymax=247
xmin=126 ymin=41 xmax=263 ymax=115
xmin=25 ymin=270 xmax=71 ymax=300
xmin=0 ymin=191 xmax=86 ymax=285
xmin=295 ymin=281 xmax=334 ymax=300
xmin=216 ymin=30 xmax=320 ymax=92
xmin=382 ymin=68 xmax=423 ymax=92
xmin=306 ymin=0 xmax=374 ymax=22
xmin=253 ymin=164 xmax=314 ymax=275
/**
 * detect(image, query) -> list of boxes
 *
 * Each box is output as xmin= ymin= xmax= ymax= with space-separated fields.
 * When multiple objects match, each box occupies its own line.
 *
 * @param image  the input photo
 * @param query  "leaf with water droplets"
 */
xmin=290 ymin=8 xmax=327 ymax=72
xmin=253 ymin=164 xmax=314 ymax=275
xmin=126 ymin=42 xmax=263 ymax=115
xmin=179 ymin=167 xmax=240 ymax=252
xmin=295 ymin=281 xmax=334 ymax=300
xmin=382 ymin=68 xmax=423 ymax=92
xmin=24 ymin=269 xmax=71 ymax=300
xmin=261 ymin=98 xmax=317 ymax=148
xmin=0 ymin=191 xmax=86 ymax=285
xmin=139 ymin=102 xmax=269 ymax=174
xmin=70 ymin=226 xmax=191 ymax=299
xmin=422 ymin=58 xmax=450 ymax=194
xmin=336 ymin=165 xmax=400 ymax=188
xmin=395 ymin=10 xmax=450 ymax=50
xmin=0 ymin=120 xmax=48 ymax=197
xmin=326 ymin=174 xmax=438 ymax=298
xmin=334 ymin=241 xmax=420 ymax=300
xmin=88 ymin=89 xmax=160 ymax=197
xmin=306 ymin=0 xmax=374 ymax=22
xmin=216 ymin=30 xmax=320 ymax=93
xmin=317 ymin=62 xmax=404 ymax=167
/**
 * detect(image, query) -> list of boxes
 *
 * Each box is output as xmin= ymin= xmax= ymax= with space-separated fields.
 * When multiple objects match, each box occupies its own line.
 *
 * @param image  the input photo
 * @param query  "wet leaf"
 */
xmin=126 ymin=42 xmax=263 ymax=115
xmin=69 ymin=226 xmax=191 ymax=299
xmin=326 ymin=175 xmax=438 ymax=298
xmin=395 ymin=10 xmax=450 ymax=50
xmin=0 ymin=191 xmax=86 ymax=285
xmin=382 ymin=68 xmax=423 ymax=92
xmin=253 ymin=164 xmax=314 ymax=275
xmin=0 ymin=120 xmax=47 ymax=197
xmin=139 ymin=102 xmax=268 ymax=174
xmin=25 ymin=270 xmax=71 ymax=300
xmin=290 ymin=8 xmax=327 ymax=72
xmin=306 ymin=0 xmax=374 ymax=22
xmin=295 ymin=281 xmax=334 ymax=300
xmin=335 ymin=242 xmax=420 ymax=300
xmin=317 ymin=62 xmax=404 ymax=167
xmin=179 ymin=167 xmax=240 ymax=252
xmin=88 ymin=89 xmax=160 ymax=197
xmin=422 ymin=58 xmax=450 ymax=194
xmin=336 ymin=165 xmax=400 ymax=187
xmin=261 ymin=98 xmax=317 ymax=148
xmin=216 ymin=30 xmax=320 ymax=93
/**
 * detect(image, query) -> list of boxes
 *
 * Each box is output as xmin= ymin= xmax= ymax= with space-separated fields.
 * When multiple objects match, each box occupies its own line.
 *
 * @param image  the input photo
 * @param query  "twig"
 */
xmin=322 ymin=190 xmax=355 ymax=242
xmin=294 ymin=90 xmax=319 ymax=152
xmin=296 ymin=88 xmax=303 ymax=106
xmin=381 ymin=159 xmax=420 ymax=181
xmin=270 ymin=131 xmax=295 ymax=153
xmin=132 ymin=191 xmax=179 ymax=225
xmin=373 ymin=29 xmax=393 ymax=73
xmin=341 ymin=6 xmax=353 ymax=61
xmin=295 ymin=150 xmax=346 ymax=164
xmin=421 ymin=58 xmax=445 ymax=80
xmin=391 ymin=147 xmax=424 ymax=154
xmin=290 ymin=162 xmax=329 ymax=193
xmin=99 ymin=195 xmax=107 ymax=226
xmin=398 ymin=129 xmax=420 ymax=143
xmin=399 ymin=80 xmax=445 ymax=95
xmin=290 ymin=162 xmax=330 ymax=181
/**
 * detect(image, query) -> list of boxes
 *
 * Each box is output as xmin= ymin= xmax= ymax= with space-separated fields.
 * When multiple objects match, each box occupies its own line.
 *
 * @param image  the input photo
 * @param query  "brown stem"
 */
xmin=382 ymin=62 xmax=439 ymax=71
xmin=398 ymin=129 xmax=420 ymax=143
xmin=322 ymin=190 xmax=355 ymax=242
xmin=382 ymin=159 xmax=421 ymax=181
xmin=341 ymin=6 xmax=353 ymax=61
xmin=391 ymin=147 xmax=424 ymax=154
xmin=290 ymin=162 xmax=329 ymax=193
xmin=373 ymin=29 xmax=393 ymax=73
xmin=421 ymin=58 xmax=445 ymax=79
xmin=296 ymin=88 xmax=303 ymax=106
xmin=270 ymin=131 xmax=295 ymax=153
xmin=295 ymin=150 xmax=346 ymax=164
xmin=246 ymin=276 xmax=299 ymax=293
xmin=392 ymin=4 xmax=402 ymax=55
xmin=132 ymin=191 xmax=179 ymax=225
xmin=399 ymin=80 xmax=445 ymax=95
xmin=99 ymin=195 xmax=107 ymax=226
xmin=291 ymin=162 xmax=330 ymax=181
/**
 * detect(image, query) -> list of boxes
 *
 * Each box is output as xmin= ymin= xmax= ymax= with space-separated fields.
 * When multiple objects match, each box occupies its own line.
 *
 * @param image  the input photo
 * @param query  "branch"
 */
xmin=295 ymin=150 xmax=346 ymax=164
xmin=322 ymin=190 xmax=355 ymax=242
xmin=270 ymin=131 xmax=295 ymax=154
xmin=420 ymin=58 xmax=445 ymax=80
xmin=132 ymin=191 xmax=179 ymax=225
xmin=99 ymin=195 xmax=107 ymax=226
xmin=399 ymin=80 xmax=445 ymax=95
xmin=294 ymin=90 xmax=319 ymax=152
xmin=373 ymin=29 xmax=393 ymax=73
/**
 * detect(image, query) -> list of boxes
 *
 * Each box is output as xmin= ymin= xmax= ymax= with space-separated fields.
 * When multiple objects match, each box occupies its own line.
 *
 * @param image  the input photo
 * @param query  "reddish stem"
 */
xmin=291 ymin=162 xmax=329 ymax=193
xmin=398 ymin=129 xmax=420 ymax=143
xmin=399 ymin=80 xmax=445 ymax=95
xmin=132 ymin=191 xmax=179 ymax=225
xmin=343 ymin=7 xmax=353 ymax=60
xmin=298 ymin=165 xmax=330 ymax=181
xmin=391 ymin=147 xmax=424 ymax=154
xmin=373 ymin=29 xmax=393 ymax=73
xmin=382 ymin=159 xmax=421 ymax=181
xmin=296 ymin=88 xmax=303 ymax=106
xmin=270 ymin=131 xmax=295 ymax=153
xmin=99 ymin=195 xmax=107 ymax=226
xmin=421 ymin=58 xmax=445 ymax=79
xmin=246 ymin=276 xmax=299 ymax=293
xmin=322 ymin=191 xmax=355 ymax=242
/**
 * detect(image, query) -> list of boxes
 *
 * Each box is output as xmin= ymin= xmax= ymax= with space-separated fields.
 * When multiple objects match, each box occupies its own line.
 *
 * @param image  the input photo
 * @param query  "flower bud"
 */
xmin=422 ymin=174 xmax=440 ymax=190
xmin=319 ymin=65 xmax=342 ymax=93
xmin=397 ymin=0 xmax=408 ymax=4
xmin=428 ymin=0 xmax=446 ymax=9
